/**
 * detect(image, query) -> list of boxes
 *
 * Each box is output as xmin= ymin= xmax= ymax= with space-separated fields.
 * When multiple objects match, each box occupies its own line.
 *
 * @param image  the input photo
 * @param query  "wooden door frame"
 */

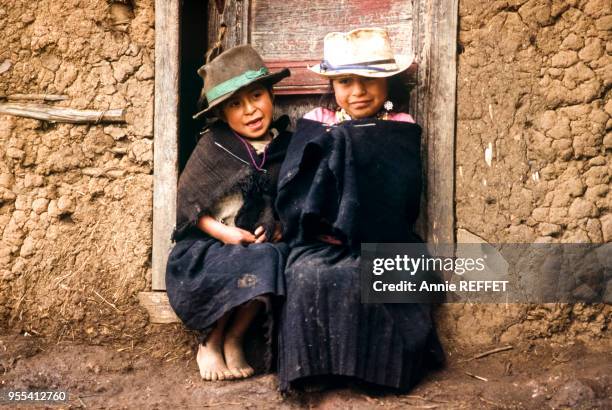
xmin=152 ymin=0 xmax=179 ymax=291
xmin=413 ymin=0 xmax=457 ymax=245
xmin=144 ymin=0 xmax=456 ymax=320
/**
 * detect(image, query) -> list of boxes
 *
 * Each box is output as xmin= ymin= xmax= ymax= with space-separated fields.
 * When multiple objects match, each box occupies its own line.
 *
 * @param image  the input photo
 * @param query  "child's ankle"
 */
xmin=224 ymin=332 xmax=243 ymax=344
xmin=202 ymin=335 xmax=224 ymax=349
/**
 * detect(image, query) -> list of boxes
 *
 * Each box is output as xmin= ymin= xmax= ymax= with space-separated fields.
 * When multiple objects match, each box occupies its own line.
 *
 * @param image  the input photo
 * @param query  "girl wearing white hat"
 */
xmin=275 ymin=28 xmax=444 ymax=392
xmin=304 ymin=27 xmax=416 ymax=125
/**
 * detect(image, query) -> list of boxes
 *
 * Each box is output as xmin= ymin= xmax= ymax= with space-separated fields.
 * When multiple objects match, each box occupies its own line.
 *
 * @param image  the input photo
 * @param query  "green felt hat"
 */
xmin=193 ymin=45 xmax=290 ymax=119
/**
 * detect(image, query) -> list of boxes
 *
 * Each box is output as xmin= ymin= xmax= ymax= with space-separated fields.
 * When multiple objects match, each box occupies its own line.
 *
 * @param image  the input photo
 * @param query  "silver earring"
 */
xmin=384 ymin=100 xmax=394 ymax=112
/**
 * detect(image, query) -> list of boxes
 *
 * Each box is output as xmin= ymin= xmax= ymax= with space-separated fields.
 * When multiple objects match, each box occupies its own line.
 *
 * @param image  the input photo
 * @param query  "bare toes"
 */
xmin=229 ymin=368 xmax=244 ymax=378
xmin=232 ymin=367 xmax=253 ymax=378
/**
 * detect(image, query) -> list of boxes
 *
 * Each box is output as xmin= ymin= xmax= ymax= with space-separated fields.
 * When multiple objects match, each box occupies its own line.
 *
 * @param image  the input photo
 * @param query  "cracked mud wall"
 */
xmin=0 ymin=0 xmax=155 ymax=343
xmin=439 ymin=0 xmax=611 ymax=351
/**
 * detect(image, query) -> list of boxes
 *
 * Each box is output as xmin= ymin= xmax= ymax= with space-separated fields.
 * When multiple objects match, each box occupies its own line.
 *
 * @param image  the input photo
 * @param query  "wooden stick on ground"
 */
xmin=472 ymin=345 xmax=514 ymax=360
xmin=460 ymin=345 xmax=514 ymax=363
xmin=465 ymin=371 xmax=488 ymax=382
xmin=0 ymin=102 xmax=125 ymax=124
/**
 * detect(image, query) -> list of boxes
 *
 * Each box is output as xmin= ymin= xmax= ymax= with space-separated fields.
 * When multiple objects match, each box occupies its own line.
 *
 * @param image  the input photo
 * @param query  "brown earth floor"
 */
xmin=0 ymin=331 xmax=610 ymax=410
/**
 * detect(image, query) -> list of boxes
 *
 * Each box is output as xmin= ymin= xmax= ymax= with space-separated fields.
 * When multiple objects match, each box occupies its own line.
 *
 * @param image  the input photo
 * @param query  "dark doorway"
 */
xmin=179 ymin=1 xmax=208 ymax=172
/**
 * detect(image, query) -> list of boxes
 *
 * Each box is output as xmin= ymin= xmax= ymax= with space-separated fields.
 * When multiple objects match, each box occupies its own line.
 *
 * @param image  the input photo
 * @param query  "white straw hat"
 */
xmin=309 ymin=27 xmax=414 ymax=78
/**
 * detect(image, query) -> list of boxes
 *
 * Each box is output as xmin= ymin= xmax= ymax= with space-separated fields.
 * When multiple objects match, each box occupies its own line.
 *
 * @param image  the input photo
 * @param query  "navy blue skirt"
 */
xmin=278 ymin=243 xmax=444 ymax=391
xmin=166 ymin=232 xmax=287 ymax=336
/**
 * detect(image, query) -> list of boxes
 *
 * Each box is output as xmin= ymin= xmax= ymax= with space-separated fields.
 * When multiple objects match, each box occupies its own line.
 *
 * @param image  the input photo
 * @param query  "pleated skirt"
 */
xmin=278 ymin=243 xmax=444 ymax=392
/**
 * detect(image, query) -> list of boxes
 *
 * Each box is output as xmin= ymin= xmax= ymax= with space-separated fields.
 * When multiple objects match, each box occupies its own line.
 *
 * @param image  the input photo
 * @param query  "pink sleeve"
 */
xmin=303 ymin=107 xmax=337 ymax=124
xmin=389 ymin=112 xmax=415 ymax=123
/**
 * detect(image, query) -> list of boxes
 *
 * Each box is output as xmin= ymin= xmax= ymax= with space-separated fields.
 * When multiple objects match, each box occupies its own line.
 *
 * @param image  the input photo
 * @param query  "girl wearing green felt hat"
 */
xmin=166 ymin=45 xmax=291 ymax=381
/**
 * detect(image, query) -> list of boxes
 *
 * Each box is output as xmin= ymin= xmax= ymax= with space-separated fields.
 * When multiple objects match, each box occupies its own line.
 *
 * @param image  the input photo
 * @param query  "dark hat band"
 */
xmin=205 ymin=67 xmax=270 ymax=103
xmin=319 ymin=58 xmax=398 ymax=73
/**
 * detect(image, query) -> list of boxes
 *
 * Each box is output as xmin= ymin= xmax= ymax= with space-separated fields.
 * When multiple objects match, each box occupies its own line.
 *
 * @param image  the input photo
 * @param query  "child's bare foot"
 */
xmin=197 ymin=343 xmax=234 ymax=381
xmin=223 ymin=336 xmax=254 ymax=379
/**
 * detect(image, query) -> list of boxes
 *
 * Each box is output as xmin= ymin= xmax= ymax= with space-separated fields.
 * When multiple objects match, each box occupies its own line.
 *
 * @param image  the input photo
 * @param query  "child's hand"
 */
xmin=316 ymin=234 xmax=343 ymax=245
xmin=272 ymin=223 xmax=283 ymax=242
xmin=254 ymin=223 xmax=283 ymax=243
xmin=219 ymin=226 xmax=257 ymax=245
xmin=254 ymin=226 xmax=267 ymax=243
xmin=198 ymin=215 xmax=256 ymax=245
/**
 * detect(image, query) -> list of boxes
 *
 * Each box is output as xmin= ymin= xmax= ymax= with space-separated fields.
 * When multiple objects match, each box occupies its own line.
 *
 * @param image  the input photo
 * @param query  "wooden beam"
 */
xmin=265 ymin=60 xmax=327 ymax=95
xmin=3 ymin=94 xmax=68 ymax=102
xmin=0 ymin=103 xmax=125 ymax=124
xmin=413 ymin=0 xmax=457 ymax=245
xmin=138 ymin=292 xmax=180 ymax=323
xmin=152 ymin=0 xmax=180 ymax=290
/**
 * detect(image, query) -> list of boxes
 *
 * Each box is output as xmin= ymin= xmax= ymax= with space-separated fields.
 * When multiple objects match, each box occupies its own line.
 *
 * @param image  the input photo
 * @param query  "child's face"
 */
xmin=221 ymin=83 xmax=273 ymax=138
xmin=332 ymin=76 xmax=388 ymax=119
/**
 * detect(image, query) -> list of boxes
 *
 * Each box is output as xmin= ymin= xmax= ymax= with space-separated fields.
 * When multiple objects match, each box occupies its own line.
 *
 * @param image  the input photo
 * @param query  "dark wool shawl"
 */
xmin=174 ymin=116 xmax=291 ymax=241
xmin=276 ymin=118 xmax=423 ymax=249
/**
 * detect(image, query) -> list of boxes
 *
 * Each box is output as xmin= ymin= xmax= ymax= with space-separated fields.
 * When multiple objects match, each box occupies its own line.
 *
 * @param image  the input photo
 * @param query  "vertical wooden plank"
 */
xmin=413 ymin=0 xmax=457 ymax=245
xmin=152 ymin=0 xmax=180 ymax=290
xmin=207 ymin=0 xmax=250 ymax=50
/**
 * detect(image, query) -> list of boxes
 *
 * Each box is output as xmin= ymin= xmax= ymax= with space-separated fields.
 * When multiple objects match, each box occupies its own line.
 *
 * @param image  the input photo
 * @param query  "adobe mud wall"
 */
xmin=441 ymin=0 xmax=610 ymax=350
xmin=0 ymin=0 xmax=154 ymax=342
xmin=0 ymin=0 xmax=609 ymax=350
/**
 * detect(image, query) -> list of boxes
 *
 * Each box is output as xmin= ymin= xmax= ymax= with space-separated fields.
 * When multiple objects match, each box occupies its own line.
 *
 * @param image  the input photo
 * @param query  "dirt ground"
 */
xmin=1 ymin=329 xmax=610 ymax=410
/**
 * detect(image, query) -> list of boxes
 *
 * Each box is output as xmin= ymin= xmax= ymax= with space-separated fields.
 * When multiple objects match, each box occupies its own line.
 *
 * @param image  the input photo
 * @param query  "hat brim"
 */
xmin=308 ymin=54 xmax=414 ymax=78
xmin=193 ymin=68 xmax=290 ymax=119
